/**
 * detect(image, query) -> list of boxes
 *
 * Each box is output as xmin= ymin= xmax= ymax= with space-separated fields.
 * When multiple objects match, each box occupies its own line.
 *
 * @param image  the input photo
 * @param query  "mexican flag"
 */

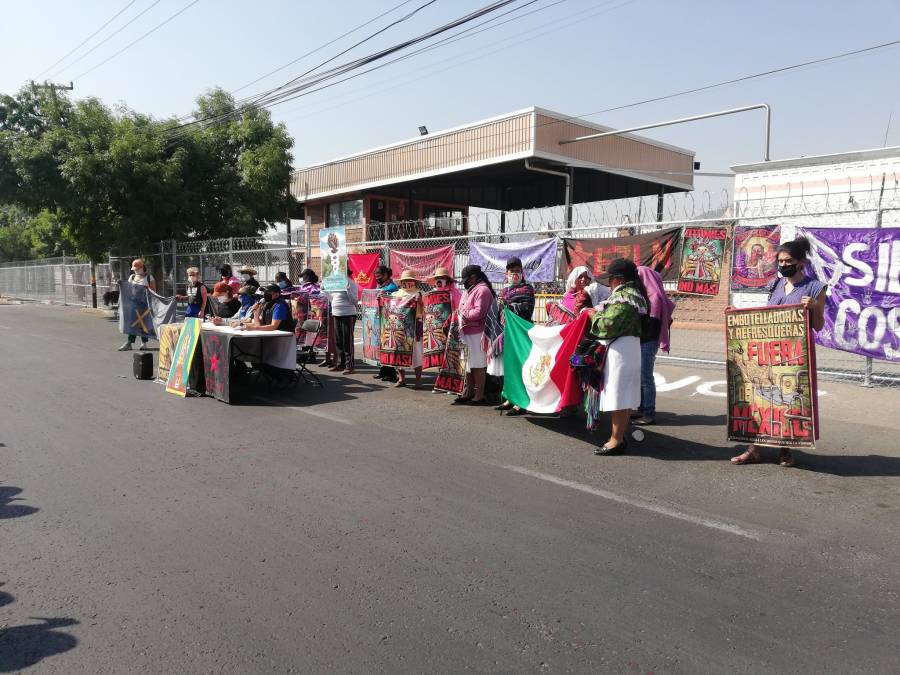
xmin=502 ymin=309 xmax=590 ymax=413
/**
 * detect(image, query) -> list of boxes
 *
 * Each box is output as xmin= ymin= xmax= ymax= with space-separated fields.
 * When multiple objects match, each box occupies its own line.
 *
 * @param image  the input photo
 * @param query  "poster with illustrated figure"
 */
xmin=422 ymin=289 xmax=452 ymax=369
xmin=378 ymin=293 xmax=417 ymax=367
xmin=725 ymin=305 xmax=817 ymax=448
xmin=361 ymin=289 xmax=382 ymax=367
xmin=157 ymin=323 xmax=183 ymax=381
xmin=677 ymin=226 xmax=728 ymax=295
xmin=320 ymin=226 xmax=348 ymax=292
xmin=731 ymin=225 xmax=780 ymax=292
xmin=433 ymin=321 xmax=468 ymax=394
xmin=165 ymin=318 xmax=202 ymax=396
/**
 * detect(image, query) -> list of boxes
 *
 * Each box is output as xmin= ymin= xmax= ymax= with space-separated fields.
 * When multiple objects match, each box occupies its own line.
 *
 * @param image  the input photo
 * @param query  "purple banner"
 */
xmin=469 ymin=238 xmax=557 ymax=283
xmin=803 ymin=228 xmax=900 ymax=361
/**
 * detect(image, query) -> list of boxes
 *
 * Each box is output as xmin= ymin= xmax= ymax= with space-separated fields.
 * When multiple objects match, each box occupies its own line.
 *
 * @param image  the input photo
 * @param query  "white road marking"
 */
xmin=500 ymin=464 xmax=762 ymax=541
xmin=654 ymin=374 xmax=701 ymax=392
xmin=694 ymin=380 xmax=727 ymax=398
xmin=253 ymin=396 xmax=354 ymax=425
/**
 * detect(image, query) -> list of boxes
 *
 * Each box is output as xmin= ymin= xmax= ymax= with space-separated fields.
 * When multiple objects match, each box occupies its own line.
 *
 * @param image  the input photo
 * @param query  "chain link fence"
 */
xmin=0 ymin=257 xmax=95 ymax=306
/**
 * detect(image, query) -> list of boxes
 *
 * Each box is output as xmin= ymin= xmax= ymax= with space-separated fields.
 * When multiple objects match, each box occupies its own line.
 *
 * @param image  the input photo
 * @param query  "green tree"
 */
xmin=0 ymin=203 xmax=37 ymax=261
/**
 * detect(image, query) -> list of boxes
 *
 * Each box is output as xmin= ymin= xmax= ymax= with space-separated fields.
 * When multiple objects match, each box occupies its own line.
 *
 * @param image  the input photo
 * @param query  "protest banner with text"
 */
xmin=677 ymin=226 xmax=728 ymax=295
xmin=469 ymin=238 xmax=557 ymax=283
xmin=389 ymin=245 xmax=454 ymax=280
xmin=563 ymin=227 xmax=681 ymax=281
xmin=320 ymin=226 xmax=348 ymax=292
xmin=361 ymin=289 xmax=382 ymax=367
xmin=726 ymin=305 xmax=817 ymax=448
xmin=422 ymin=289 xmax=452 ymax=369
xmin=378 ymin=293 xmax=418 ymax=367
xmin=165 ymin=318 xmax=202 ymax=396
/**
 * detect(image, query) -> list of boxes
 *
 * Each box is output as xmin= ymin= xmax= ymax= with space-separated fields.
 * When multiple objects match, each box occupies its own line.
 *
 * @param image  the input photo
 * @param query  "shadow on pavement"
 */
xmin=0 ymin=584 xmax=12 ymax=609
xmin=0 ymin=486 xmax=39 ymax=519
xmin=0 ymin=618 xmax=79 ymax=673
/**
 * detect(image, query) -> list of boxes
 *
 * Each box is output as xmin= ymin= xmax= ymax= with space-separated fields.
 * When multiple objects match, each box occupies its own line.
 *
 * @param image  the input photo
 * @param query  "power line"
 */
xmin=74 ymin=0 xmax=202 ymax=80
xmin=48 ymin=0 xmax=163 ymax=79
xmin=34 ymin=0 xmax=141 ymax=79
xmin=163 ymin=0 xmax=520 ymax=140
xmin=230 ymin=0 xmax=418 ymax=96
xmin=293 ymin=33 xmax=900 ymax=168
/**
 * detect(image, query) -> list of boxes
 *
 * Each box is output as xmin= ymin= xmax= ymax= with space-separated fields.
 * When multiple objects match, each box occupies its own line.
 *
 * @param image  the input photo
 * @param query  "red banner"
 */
xmin=348 ymin=253 xmax=380 ymax=299
xmin=389 ymin=245 xmax=454 ymax=280
xmin=563 ymin=227 xmax=681 ymax=282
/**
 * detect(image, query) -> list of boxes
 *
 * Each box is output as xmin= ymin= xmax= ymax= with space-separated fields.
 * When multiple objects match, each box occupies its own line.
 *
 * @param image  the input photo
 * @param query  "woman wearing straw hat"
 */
xmin=427 ymin=266 xmax=461 ymax=310
xmin=393 ymin=270 xmax=424 ymax=388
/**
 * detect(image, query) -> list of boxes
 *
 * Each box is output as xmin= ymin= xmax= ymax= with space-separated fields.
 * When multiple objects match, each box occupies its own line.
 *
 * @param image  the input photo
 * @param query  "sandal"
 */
xmin=730 ymin=449 xmax=761 ymax=465
xmin=452 ymin=395 xmax=473 ymax=405
xmin=778 ymin=449 xmax=795 ymax=467
xmin=393 ymin=380 xmax=406 ymax=388
xmin=504 ymin=407 xmax=526 ymax=417
xmin=494 ymin=401 xmax=513 ymax=411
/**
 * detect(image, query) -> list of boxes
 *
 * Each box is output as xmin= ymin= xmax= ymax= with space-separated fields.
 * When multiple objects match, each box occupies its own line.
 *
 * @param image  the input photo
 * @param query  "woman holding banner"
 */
xmin=495 ymin=257 xmax=536 ymax=415
xmin=731 ymin=237 xmax=826 ymax=468
xmin=393 ymin=270 xmax=424 ymax=389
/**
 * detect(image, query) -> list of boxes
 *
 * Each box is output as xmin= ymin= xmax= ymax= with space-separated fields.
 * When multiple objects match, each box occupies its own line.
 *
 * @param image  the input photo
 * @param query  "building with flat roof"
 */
xmin=291 ymin=107 xmax=696 ymax=255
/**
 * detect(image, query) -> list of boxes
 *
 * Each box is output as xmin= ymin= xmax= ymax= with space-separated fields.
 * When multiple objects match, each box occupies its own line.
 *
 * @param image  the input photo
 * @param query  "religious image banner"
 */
xmin=802 ymin=227 xmax=900 ymax=361
xmin=320 ymin=226 xmax=348 ymax=292
xmin=469 ymin=238 xmax=557 ymax=283
xmin=308 ymin=297 xmax=330 ymax=351
xmin=348 ymin=253 xmax=380 ymax=299
xmin=165 ymin=318 xmax=202 ymax=396
xmin=157 ymin=323 xmax=183 ymax=382
xmin=563 ymin=227 xmax=681 ymax=282
xmin=726 ymin=305 xmax=817 ymax=449
xmin=434 ymin=322 xmax=468 ymax=394
xmin=360 ymin=289 xmax=382 ymax=367
xmin=677 ymin=226 xmax=729 ymax=295
xmin=389 ymin=245 xmax=454 ymax=280
xmin=731 ymin=224 xmax=780 ymax=292
xmin=378 ymin=293 xmax=418 ymax=367
xmin=422 ymin=289 xmax=452 ymax=369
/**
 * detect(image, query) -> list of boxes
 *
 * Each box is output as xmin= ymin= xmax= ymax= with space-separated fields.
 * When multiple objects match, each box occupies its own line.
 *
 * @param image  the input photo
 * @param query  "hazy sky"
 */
xmin=3 ymin=0 xmax=900 ymax=202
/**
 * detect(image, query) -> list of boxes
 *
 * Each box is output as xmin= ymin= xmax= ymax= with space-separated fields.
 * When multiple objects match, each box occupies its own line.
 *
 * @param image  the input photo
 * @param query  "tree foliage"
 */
xmin=0 ymin=86 xmax=294 ymax=262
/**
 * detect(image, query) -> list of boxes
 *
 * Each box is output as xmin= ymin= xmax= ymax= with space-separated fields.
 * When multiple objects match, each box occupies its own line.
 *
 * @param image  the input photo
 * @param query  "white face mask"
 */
xmin=241 ymin=274 xmax=251 ymax=281
xmin=214 ymin=295 xmax=228 ymax=301
xmin=506 ymin=272 xmax=523 ymax=285
xmin=132 ymin=268 xmax=144 ymax=276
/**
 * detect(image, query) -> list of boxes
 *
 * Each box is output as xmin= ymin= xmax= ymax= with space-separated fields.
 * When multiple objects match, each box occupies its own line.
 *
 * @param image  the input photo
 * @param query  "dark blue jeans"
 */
xmin=639 ymin=340 xmax=658 ymax=418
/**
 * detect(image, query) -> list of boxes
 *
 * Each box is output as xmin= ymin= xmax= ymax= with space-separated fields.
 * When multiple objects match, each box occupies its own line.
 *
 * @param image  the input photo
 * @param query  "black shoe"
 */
xmin=372 ymin=373 xmax=383 ymax=379
xmin=630 ymin=410 xmax=644 ymax=419
xmin=594 ymin=438 xmax=628 ymax=456
xmin=452 ymin=395 xmax=474 ymax=405
xmin=505 ymin=407 xmax=526 ymax=417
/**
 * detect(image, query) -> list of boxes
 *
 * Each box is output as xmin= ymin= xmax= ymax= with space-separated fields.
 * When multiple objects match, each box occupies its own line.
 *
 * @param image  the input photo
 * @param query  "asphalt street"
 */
xmin=1 ymin=303 xmax=899 ymax=673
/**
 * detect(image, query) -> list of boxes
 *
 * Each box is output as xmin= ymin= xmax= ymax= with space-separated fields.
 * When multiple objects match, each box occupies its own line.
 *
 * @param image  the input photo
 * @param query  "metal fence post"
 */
xmin=228 ymin=237 xmax=235 ymax=269
xmin=171 ymin=239 xmax=178 ymax=297
xmin=62 ymin=255 xmax=67 ymax=305
xmin=91 ymin=262 xmax=97 ymax=308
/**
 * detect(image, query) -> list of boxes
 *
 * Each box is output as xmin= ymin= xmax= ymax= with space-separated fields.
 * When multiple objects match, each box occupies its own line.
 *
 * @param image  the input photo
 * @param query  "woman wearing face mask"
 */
xmin=218 ymin=264 xmax=241 ymax=296
xmin=585 ymin=258 xmax=649 ymax=456
xmin=730 ymin=236 xmax=826 ymax=468
xmin=238 ymin=266 xmax=260 ymax=292
xmin=393 ymin=270 xmax=424 ymax=389
xmin=494 ymin=258 xmax=536 ymax=415
xmin=562 ymin=266 xmax=610 ymax=314
xmin=207 ymin=282 xmax=241 ymax=322
xmin=118 ymin=258 xmax=157 ymax=351
xmin=428 ymin=267 xmax=461 ymax=310
xmin=297 ymin=268 xmax=321 ymax=295
xmin=453 ymin=264 xmax=496 ymax=405
xmin=175 ymin=267 xmax=208 ymax=319
xmin=274 ymin=271 xmax=295 ymax=294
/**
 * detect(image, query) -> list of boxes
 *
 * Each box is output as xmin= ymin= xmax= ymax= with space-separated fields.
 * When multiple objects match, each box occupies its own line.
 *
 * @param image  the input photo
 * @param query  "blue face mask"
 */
xmin=277 ymin=280 xmax=288 ymax=289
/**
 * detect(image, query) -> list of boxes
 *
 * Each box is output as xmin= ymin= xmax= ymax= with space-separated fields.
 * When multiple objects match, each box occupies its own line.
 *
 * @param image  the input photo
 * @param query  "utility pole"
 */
xmin=30 ymin=80 xmax=74 ymax=122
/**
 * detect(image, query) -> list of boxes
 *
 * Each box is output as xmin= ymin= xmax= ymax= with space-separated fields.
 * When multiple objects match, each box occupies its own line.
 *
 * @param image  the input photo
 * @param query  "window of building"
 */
xmin=327 ymin=199 xmax=363 ymax=227
xmin=423 ymin=206 xmax=465 ymax=235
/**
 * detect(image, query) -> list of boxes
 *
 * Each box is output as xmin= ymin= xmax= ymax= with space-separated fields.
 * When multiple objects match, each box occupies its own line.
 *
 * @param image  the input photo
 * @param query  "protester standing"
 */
xmin=118 ymin=258 xmax=157 ymax=351
xmin=731 ymin=237 xmax=826 ymax=468
xmin=393 ymin=270 xmax=424 ymax=389
xmin=428 ymin=266 xmax=461 ymax=309
xmin=326 ymin=270 xmax=359 ymax=374
xmin=454 ymin=264 xmax=495 ymax=405
xmin=495 ymin=257 xmax=536 ymax=415
xmin=239 ymin=266 xmax=260 ymax=292
xmin=298 ymin=269 xmax=321 ymax=295
xmin=586 ymin=258 xmax=649 ymax=456
xmin=274 ymin=271 xmax=295 ymax=294
xmin=177 ymin=267 xmax=208 ymax=319
xmin=219 ymin=264 xmax=242 ymax=296
xmin=373 ymin=265 xmax=399 ymax=382
xmin=632 ymin=266 xmax=676 ymax=426
xmin=563 ymin=266 xmax=610 ymax=313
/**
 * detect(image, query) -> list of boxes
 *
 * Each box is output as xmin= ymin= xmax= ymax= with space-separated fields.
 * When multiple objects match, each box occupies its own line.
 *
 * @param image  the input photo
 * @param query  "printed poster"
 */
xmin=165 ymin=318 xmax=202 ymax=396
xmin=291 ymin=292 xmax=310 ymax=338
xmin=802 ymin=227 xmax=900 ymax=361
xmin=677 ymin=226 xmax=728 ymax=295
xmin=422 ymin=289 xmax=452 ymax=369
xmin=731 ymin=225 xmax=780 ymax=292
xmin=469 ymin=238 xmax=557 ymax=283
xmin=361 ymin=289 xmax=382 ymax=367
xmin=433 ymin=321 xmax=468 ymax=394
xmin=348 ymin=253 xmax=380 ymax=299
xmin=389 ymin=245 xmax=454 ymax=280
xmin=563 ymin=227 xmax=681 ymax=281
xmin=726 ymin=305 xmax=817 ymax=448
xmin=308 ymin=296 xmax=330 ymax=351
xmin=201 ymin=331 xmax=233 ymax=403
xmin=157 ymin=323 xmax=183 ymax=381
xmin=378 ymin=293 xmax=418 ymax=367
xmin=320 ymin=226 xmax=348 ymax=292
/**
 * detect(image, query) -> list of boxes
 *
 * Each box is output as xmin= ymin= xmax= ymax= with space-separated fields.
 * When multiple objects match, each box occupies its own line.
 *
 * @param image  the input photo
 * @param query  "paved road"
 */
xmin=1 ymin=304 xmax=899 ymax=673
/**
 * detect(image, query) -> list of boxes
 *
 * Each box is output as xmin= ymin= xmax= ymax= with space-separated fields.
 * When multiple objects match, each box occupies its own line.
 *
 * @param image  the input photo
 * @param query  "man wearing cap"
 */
xmin=246 ymin=284 xmax=292 ymax=332
xmin=219 ymin=263 xmax=242 ymax=296
xmin=372 ymin=266 xmax=399 ymax=382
